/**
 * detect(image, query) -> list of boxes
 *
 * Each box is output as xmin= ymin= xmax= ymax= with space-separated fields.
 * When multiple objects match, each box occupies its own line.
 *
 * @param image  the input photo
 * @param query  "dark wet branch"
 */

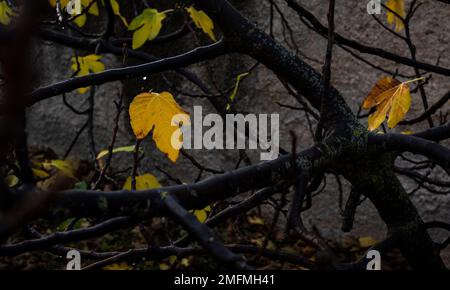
xmin=28 ymin=40 xmax=227 ymax=104
xmin=369 ymin=133 xmax=450 ymax=171
xmin=163 ymin=195 xmax=249 ymax=269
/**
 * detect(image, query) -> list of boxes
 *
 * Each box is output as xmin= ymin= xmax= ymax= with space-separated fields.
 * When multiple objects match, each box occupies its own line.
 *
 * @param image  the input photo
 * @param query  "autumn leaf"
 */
xmin=186 ymin=6 xmax=216 ymax=42
xmin=43 ymin=159 xmax=77 ymax=179
xmin=32 ymin=168 xmax=51 ymax=179
xmin=48 ymin=0 xmax=69 ymax=8
xmin=251 ymin=237 xmax=276 ymax=250
xmin=247 ymin=215 xmax=265 ymax=225
xmin=192 ymin=205 xmax=211 ymax=223
xmin=129 ymin=91 xmax=189 ymax=162
xmin=71 ymin=54 xmax=105 ymax=94
xmin=159 ymin=255 xmax=177 ymax=270
xmin=128 ymin=8 xmax=171 ymax=49
xmin=363 ymin=76 xmax=401 ymax=110
xmin=386 ymin=0 xmax=405 ymax=32
xmin=5 ymin=175 xmax=19 ymax=187
xmin=358 ymin=236 xmax=377 ymax=248
xmin=49 ymin=0 xmax=99 ymax=27
xmin=180 ymin=258 xmax=191 ymax=267
xmin=158 ymin=263 xmax=171 ymax=270
xmin=123 ymin=173 xmax=161 ymax=191
xmin=109 ymin=0 xmax=128 ymax=27
xmin=363 ymin=76 xmax=423 ymax=131
xmin=103 ymin=262 xmax=132 ymax=270
xmin=83 ymin=0 xmax=99 ymax=16
xmin=0 ymin=1 xmax=16 ymax=26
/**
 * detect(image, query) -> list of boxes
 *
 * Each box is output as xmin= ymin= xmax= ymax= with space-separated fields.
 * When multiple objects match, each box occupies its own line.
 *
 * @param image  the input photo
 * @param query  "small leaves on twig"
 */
xmin=186 ymin=6 xmax=217 ymax=42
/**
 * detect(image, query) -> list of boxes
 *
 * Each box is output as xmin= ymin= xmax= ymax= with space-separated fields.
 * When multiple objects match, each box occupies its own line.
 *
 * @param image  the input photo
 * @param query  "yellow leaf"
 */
xmin=129 ymin=92 xmax=189 ymax=162
xmin=387 ymin=82 xmax=411 ymax=129
xmin=0 ymin=1 xmax=16 ymax=26
xmin=180 ymin=258 xmax=190 ymax=267
xmin=103 ymin=262 xmax=132 ymax=270
xmin=51 ymin=0 xmax=99 ymax=27
xmin=123 ymin=173 xmax=161 ymax=191
xmin=226 ymin=72 xmax=249 ymax=111
xmin=363 ymin=77 xmax=401 ymax=110
xmin=5 ymin=175 xmax=19 ymax=187
xmin=247 ymin=215 xmax=265 ymax=225
xmin=363 ymin=76 xmax=421 ymax=131
xmin=110 ymin=0 xmax=128 ymax=27
xmin=131 ymin=23 xmax=152 ymax=50
xmin=386 ymin=0 xmax=405 ymax=32
xmin=159 ymin=255 xmax=177 ymax=270
xmin=71 ymin=54 xmax=105 ymax=93
xmin=96 ymin=145 xmax=137 ymax=160
xmin=83 ymin=0 xmax=99 ymax=16
xmin=32 ymin=168 xmax=50 ymax=178
xmin=186 ymin=6 xmax=216 ymax=42
xmin=49 ymin=0 xmax=69 ymax=8
xmin=192 ymin=205 xmax=211 ymax=223
xmin=48 ymin=0 xmax=70 ymax=8
xmin=358 ymin=236 xmax=377 ymax=248
xmin=44 ymin=160 xmax=76 ymax=179
xmin=128 ymin=8 xmax=170 ymax=49
xmin=367 ymin=97 xmax=391 ymax=131
xmin=158 ymin=263 xmax=171 ymax=270
xmin=168 ymin=255 xmax=177 ymax=264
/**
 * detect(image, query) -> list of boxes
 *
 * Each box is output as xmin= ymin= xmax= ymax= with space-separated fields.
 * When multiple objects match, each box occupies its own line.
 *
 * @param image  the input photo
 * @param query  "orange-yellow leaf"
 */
xmin=103 ymin=262 xmax=132 ymax=270
xmin=359 ymin=236 xmax=377 ymax=248
xmin=363 ymin=76 xmax=419 ymax=131
xmin=367 ymin=97 xmax=391 ymax=131
xmin=386 ymin=0 xmax=405 ymax=32
xmin=387 ymin=83 xmax=411 ymax=128
xmin=129 ymin=92 xmax=188 ymax=162
xmin=363 ymin=77 xmax=401 ymax=110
